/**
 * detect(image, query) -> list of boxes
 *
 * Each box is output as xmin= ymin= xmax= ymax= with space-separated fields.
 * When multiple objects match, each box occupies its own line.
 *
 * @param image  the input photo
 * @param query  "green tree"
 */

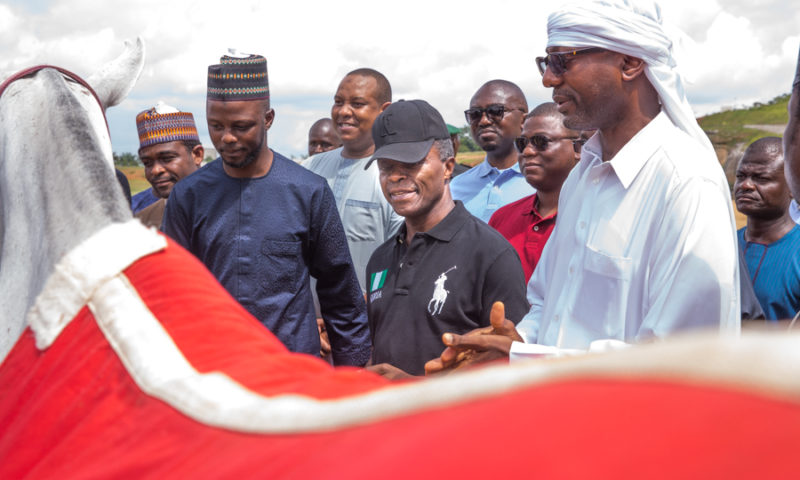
xmin=457 ymin=126 xmax=479 ymax=152
xmin=113 ymin=152 xmax=140 ymax=167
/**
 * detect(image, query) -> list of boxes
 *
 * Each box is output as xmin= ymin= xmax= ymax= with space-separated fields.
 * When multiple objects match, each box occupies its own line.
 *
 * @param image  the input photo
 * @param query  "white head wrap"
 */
xmin=547 ymin=0 xmax=713 ymax=153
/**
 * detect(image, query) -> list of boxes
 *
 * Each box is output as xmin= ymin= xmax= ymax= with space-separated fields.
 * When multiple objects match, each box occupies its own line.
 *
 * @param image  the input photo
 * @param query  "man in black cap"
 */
xmin=364 ymin=100 xmax=528 ymax=378
xmin=163 ymin=52 xmax=370 ymax=366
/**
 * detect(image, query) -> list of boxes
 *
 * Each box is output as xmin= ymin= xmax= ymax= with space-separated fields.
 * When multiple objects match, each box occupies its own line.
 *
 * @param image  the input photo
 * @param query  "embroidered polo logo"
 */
xmin=370 ymin=270 xmax=387 ymax=292
xmin=428 ymin=266 xmax=456 ymax=315
xmin=369 ymin=270 xmax=388 ymax=302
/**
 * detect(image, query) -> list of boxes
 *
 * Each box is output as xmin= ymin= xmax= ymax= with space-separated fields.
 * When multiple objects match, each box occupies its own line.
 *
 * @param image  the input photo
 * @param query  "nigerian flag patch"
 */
xmin=370 ymin=270 xmax=387 ymax=292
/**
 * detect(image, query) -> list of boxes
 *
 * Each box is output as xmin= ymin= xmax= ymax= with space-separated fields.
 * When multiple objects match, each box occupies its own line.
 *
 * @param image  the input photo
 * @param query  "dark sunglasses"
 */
xmin=464 ymin=104 xmax=525 ymax=124
xmin=535 ymin=47 xmax=606 ymax=76
xmin=514 ymin=135 xmax=581 ymax=153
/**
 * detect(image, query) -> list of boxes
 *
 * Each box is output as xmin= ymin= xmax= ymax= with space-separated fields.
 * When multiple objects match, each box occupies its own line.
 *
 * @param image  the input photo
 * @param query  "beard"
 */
xmin=221 ymin=133 xmax=265 ymax=170
xmin=223 ymin=150 xmax=257 ymax=169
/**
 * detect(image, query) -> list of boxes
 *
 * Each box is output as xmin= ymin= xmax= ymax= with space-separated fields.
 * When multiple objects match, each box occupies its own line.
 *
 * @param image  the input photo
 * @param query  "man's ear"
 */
xmin=443 ymin=155 xmax=455 ymax=183
xmin=379 ymin=101 xmax=391 ymax=113
xmin=621 ymin=55 xmax=647 ymax=82
xmin=264 ymin=108 xmax=275 ymax=130
xmin=191 ymin=144 xmax=205 ymax=166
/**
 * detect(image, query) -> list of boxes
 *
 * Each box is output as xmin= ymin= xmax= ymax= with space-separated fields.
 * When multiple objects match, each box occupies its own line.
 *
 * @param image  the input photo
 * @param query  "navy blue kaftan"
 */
xmin=162 ymin=153 xmax=370 ymax=366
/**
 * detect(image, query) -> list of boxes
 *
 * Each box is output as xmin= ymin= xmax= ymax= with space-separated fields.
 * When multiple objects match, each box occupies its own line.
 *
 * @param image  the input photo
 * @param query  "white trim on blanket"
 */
xmin=93 ymin=272 xmax=800 ymax=433
xmin=28 ymin=221 xmax=800 ymax=434
xmin=27 ymin=220 xmax=166 ymax=350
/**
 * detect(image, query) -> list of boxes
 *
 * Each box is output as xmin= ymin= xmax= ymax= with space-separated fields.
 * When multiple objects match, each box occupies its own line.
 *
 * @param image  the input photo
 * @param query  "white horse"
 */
xmin=0 ymin=39 xmax=144 ymax=361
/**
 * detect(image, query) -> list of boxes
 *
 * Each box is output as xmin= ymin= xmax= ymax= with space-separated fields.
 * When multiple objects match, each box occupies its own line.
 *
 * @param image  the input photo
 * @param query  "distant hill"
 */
xmin=699 ymin=93 xmax=790 ymax=147
xmin=698 ymin=93 xmax=790 ymax=188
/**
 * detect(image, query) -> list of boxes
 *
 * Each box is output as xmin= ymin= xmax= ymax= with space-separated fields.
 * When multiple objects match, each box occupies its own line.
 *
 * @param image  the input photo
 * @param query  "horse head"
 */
xmin=0 ymin=38 xmax=146 ymax=361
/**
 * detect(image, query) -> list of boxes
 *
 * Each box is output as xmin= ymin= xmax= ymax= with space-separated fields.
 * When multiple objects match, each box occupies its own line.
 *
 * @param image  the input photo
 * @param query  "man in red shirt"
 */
xmin=488 ymin=102 xmax=586 ymax=281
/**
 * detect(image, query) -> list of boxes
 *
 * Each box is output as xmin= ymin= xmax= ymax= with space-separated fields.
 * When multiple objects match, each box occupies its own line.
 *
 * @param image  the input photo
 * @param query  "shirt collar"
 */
xmin=473 ymin=157 xmax=494 ymax=177
xmin=473 ymin=157 xmax=522 ymax=178
xmin=395 ymin=201 xmax=470 ymax=244
xmin=607 ymin=111 xmax=671 ymax=189
xmin=526 ymin=193 xmax=557 ymax=223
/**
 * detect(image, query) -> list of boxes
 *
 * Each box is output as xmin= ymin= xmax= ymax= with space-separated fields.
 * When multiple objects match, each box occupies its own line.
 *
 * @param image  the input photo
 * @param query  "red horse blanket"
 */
xmin=1 ymin=221 xmax=799 ymax=478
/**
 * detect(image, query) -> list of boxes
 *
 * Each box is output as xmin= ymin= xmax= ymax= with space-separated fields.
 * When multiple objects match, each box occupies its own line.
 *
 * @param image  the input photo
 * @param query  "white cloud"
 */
xmin=1 ymin=0 xmax=798 ymax=156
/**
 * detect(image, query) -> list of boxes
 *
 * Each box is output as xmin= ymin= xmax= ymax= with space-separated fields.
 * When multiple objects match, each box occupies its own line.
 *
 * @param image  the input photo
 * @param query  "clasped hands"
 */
xmin=367 ymin=302 xmax=521 ymax=379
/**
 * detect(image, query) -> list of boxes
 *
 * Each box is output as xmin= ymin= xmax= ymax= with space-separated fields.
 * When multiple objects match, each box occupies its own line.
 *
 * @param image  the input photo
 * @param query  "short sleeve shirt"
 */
xmin=449 ymin=158 xmax=534 ymax=222
xmin=366 ymin=201 xmax=529 ymax=375
xmin=488 ymin=193 xmax=557 ymax=282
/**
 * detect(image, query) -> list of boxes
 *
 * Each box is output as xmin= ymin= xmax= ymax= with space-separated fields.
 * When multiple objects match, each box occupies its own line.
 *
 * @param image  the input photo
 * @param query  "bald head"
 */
xmin=527 ymin=101 xmax=564 ymax=122
xmin=467 ymin=79 xmax=528 ymax=166
xmin=471 ymin=80 xmax=528 ymax=112
xmin=745 ymin=136 xmax=784 ymax=162
xmin=308 ymin=118 xmax=341 ymax=156
xmin=345 ymin=68 xmax=392 ymax=105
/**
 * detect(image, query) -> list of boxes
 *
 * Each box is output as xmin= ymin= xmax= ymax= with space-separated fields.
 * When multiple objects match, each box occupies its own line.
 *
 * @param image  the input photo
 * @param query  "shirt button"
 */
xmin=569 ymin=266 xmax=574 ymax=275
xmin=593 ymin=178 xmax=599 ymax=185
xmin=533 ymin=225 xmax=539 ymax=231
xmin=554 ymin=315 xmax=560 ymax=322
xmin=579 ymin=221 xmax=586 ymax=229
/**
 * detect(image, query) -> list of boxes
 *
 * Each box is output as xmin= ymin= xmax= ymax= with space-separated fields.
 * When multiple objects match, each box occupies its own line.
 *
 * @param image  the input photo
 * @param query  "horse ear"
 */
xmin=87 ymin=37 xmax=145 ymax=110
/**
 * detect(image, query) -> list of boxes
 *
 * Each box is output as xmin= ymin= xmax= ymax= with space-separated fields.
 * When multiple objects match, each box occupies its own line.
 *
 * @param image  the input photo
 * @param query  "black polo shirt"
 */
xmin=366 ymin=201 xmax=529 ymax=375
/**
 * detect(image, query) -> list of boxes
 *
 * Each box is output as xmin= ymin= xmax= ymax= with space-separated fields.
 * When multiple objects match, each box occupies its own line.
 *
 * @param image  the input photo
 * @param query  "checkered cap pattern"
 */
xmin=136 ymin=109 xmax=200 ymax=149
xmin=207 ymin=54 xmax=269 ymax=101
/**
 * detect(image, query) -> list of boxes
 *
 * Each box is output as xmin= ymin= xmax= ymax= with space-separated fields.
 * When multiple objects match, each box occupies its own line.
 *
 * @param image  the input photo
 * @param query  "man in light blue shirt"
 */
xmin=450 ymin=80 xmax=533 ymax=222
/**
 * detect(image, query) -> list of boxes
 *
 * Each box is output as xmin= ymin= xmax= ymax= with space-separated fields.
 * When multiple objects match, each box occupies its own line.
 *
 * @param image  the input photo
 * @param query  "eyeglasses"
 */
xmin=535 ymin=47 xmax=606 ymax=76
xmin=464 ymin=104 xmax=525 ymax=124
xmin=514 ymin=134 xmax=580 ymax=153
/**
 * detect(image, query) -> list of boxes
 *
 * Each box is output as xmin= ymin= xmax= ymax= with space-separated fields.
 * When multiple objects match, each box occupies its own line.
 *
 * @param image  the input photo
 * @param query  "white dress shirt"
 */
xmin=512 ymin=112 xmax=740 ymax=357
xmin=790 ymin=200 xmax=800 ymax=225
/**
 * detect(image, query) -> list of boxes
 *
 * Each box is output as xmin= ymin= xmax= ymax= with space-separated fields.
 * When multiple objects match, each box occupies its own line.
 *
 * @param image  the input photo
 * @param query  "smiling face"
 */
xmin=139 ymin=141 xmax=203 ymax=198
xmin=517 ymin=115 xmax=580 ymax=193
xmin=468 ymin=85 xmax=526 ymax=155
xmin=332 ymin=74 xmax=387 ymax=158
xmin=734 ymin=144 xmax=790 ymax=220
xmin=377 ymin=144 xmax=455 ymax=226
xmin=206 ymin=99 xmax=273 ymax=172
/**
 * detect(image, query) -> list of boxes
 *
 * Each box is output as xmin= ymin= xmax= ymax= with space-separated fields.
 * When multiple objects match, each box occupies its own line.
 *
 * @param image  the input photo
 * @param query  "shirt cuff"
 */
xmin=508 ymin=341 xmax=585 ymax=362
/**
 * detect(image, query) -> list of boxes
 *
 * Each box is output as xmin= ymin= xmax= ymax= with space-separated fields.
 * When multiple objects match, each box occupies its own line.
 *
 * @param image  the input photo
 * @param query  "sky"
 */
xmin=1 ymin=0 xmax=798 ymax=159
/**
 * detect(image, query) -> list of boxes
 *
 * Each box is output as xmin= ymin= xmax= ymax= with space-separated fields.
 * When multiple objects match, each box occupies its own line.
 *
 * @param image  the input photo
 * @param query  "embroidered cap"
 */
xmin=136 ymin=102 xmax=200 ymax=149
xmin=365 ymin=99 xmax=450 ymax=169
xmin=207 ymin=51 xmax=269 ymax=102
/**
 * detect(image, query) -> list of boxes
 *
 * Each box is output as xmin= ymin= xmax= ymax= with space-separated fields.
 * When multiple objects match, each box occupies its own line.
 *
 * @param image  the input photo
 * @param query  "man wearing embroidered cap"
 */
xmin=163 ymin=52 xmax=370 ymax=366
xmin=134 ymin=102 xmax=203 ymax=229
xmin=427 ymin=0 xmax=740 ymax=373
xmin=364 ymin=100 xmax=527 ymax=378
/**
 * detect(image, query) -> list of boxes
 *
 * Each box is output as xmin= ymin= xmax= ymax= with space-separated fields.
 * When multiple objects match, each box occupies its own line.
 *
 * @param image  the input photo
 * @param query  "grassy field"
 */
xmin=119 ymin=165 xmax=150 ymax=195
xmin=455 ymin=151 xmax=485 ymax=167
xmin=698 ymin=94 xmax=789 ymax=148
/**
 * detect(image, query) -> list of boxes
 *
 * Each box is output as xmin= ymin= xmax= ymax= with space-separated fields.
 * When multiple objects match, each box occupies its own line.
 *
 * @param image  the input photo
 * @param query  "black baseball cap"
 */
xmin=365 ymin=99 xmax=450 ymax=169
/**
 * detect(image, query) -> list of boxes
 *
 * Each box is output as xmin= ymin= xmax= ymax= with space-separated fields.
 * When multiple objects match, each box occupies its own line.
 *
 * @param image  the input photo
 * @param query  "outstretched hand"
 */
xmin=424 ymin=302 xmax=523 ymax=375
xmin=366 ymin=363 xmax=416 ymax=380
